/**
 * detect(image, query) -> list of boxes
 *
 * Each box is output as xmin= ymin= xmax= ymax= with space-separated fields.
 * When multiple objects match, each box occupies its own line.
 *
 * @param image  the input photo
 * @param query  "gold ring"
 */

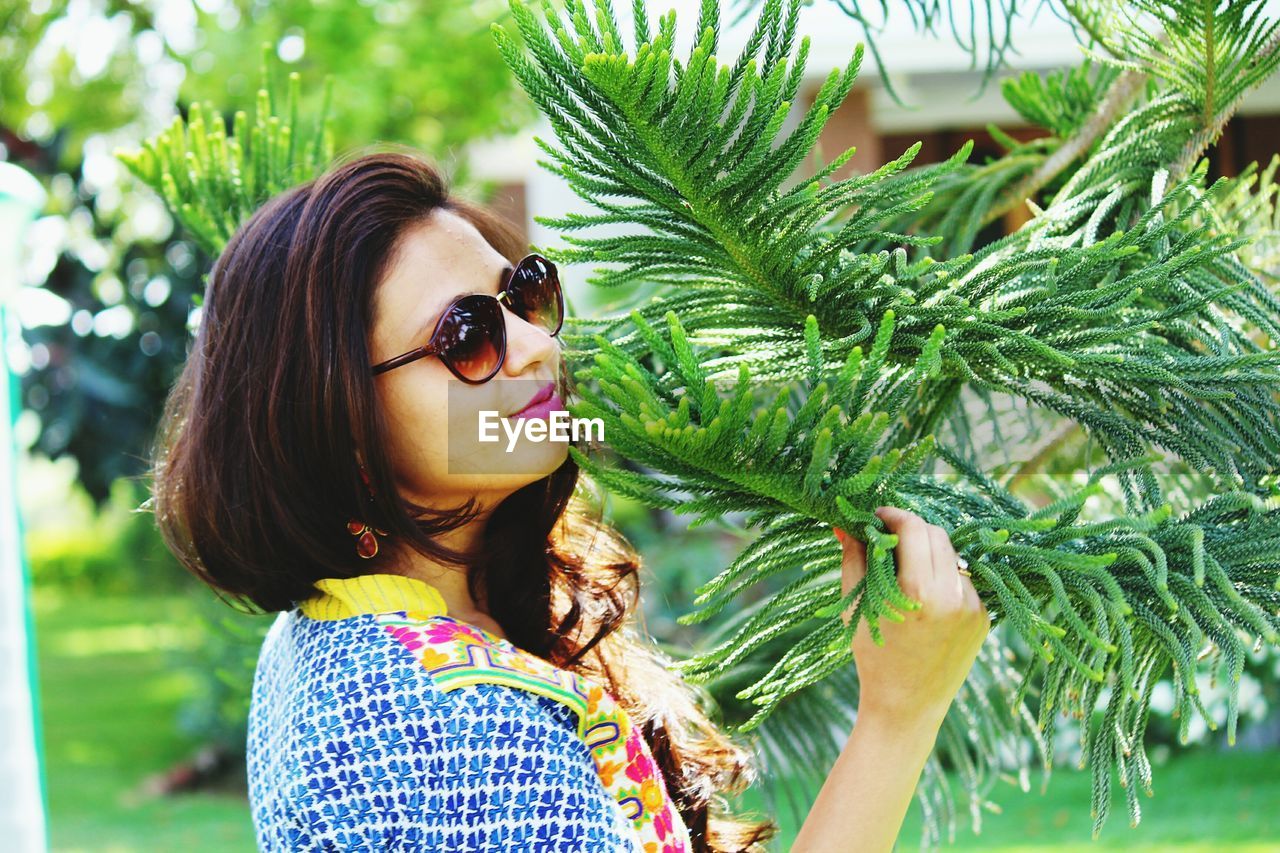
xmin=957 ymin=556 xmax=971 ymax=577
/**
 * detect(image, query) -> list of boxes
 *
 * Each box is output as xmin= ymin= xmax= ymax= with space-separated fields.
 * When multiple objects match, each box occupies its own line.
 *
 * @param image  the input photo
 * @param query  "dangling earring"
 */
xmin=347 ymin=463 xmax=388 ymax=559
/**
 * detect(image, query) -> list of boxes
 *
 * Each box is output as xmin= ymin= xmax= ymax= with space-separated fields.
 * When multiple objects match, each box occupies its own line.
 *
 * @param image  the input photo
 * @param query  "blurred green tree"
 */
xmin=3 ymin=0 xmax=534 ymax=506
xmin=4 ymin=0 xmax=540 ymax=793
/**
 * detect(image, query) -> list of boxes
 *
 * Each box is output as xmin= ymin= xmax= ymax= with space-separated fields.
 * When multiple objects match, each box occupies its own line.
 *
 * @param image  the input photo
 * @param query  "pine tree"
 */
xmin=117 ymin=1 xmax=1280 ymax=844
xmin=488 ymin=0 xmax=1280 ymax=841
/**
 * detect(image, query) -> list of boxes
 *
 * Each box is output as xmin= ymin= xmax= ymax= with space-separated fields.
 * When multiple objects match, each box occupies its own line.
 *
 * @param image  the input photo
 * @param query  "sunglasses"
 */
xmin=371 ymin=253 xmax=565 ymax=383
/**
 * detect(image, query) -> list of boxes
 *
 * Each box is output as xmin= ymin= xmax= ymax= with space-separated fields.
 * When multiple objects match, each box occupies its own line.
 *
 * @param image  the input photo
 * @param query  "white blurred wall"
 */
xmin=0 ymin=163 xmax=50 ymax=853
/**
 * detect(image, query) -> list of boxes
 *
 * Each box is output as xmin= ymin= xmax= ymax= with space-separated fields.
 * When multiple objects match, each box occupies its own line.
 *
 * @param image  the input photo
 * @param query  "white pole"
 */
xmin=0 ymin=160 xmax=50 ymax=853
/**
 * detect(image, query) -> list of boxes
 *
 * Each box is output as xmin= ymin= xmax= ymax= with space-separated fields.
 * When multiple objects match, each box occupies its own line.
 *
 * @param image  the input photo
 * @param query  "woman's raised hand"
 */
xmin=793 ymin=506 xmax=991 ymax=852
xmin=833 ymin=504 xmax=989 ymax=730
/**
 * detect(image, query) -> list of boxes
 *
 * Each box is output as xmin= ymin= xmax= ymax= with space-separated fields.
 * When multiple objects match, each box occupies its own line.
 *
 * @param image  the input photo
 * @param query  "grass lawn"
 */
xmin=33 ymin=587 xmax=256 ymax=852
xmin=32 ymin=585 xmax=1280 ymax=850
xmin=894 ymin=748 xmax=1280 ymax=850
xmin=730 ymin=731 xmax=1280 ymax=850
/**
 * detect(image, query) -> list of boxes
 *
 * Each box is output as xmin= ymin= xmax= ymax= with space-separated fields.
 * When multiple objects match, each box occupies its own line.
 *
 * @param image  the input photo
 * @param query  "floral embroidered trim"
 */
xmin=379 ymin=612 xmax=692 ymax=853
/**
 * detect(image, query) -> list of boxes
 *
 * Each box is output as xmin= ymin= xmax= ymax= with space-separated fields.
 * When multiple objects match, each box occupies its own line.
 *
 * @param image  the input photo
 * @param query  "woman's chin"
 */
xmin=503 ymin=435 xmax=571 ymax=480
xmin=446 ymin=437 xmax=570 ymax=494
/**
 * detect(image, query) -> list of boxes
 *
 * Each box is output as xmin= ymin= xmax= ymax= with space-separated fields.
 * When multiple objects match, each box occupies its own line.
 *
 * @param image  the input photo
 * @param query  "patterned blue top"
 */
xmin=246 ymin=606 xmax=643 ymax=851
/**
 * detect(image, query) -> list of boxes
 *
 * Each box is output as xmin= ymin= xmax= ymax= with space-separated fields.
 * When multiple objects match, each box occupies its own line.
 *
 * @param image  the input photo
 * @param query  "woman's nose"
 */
xmin=500 ymin=307 xmax=560 ymax=379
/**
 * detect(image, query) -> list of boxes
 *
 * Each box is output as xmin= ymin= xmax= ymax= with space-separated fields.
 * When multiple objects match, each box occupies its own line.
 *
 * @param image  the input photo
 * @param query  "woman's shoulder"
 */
xmin=254 ymin=610 xmax=449 ymax=707
xmin=247 ymin=612 xmax=643 ymax=852
xmin=248 ymin=610 xmax=587 ymax=782
xmin=252 ymin=609 xmax=584 ymax=729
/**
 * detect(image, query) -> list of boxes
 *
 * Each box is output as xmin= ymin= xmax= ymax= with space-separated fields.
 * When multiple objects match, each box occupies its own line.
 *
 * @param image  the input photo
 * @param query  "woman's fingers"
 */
xmin=925 ymin=523 xmax=965 ymax=604
xmin=834 ymin=526 xmax=867 ymax=627
xmin=838 ymin=508 xmax=986 ymax=630
xmin=873 ymin=506 xmax=935 ymax=600
xmin=961 ymin=573 xmax=989 ymax=624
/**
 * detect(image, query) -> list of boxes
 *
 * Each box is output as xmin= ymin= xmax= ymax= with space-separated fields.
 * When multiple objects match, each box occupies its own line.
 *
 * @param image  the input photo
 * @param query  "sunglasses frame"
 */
xmin=370 ymin=252 xmax=564 ymax=383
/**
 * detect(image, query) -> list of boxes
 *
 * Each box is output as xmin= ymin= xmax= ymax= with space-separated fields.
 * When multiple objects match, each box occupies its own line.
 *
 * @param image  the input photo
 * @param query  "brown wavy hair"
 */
xmin=149 ymin=145 xmax=777 ymax=851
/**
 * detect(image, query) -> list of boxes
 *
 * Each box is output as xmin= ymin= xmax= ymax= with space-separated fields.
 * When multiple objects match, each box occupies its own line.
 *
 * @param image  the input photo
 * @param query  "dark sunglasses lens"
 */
xmin=436 ymin=295 xmax=503 ymax=381
xmin=508 ymin=256 xmax=563 ymax=335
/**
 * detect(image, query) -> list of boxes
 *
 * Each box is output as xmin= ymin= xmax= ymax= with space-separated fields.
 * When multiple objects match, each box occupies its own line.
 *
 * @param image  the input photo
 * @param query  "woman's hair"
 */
xmin=151 ymin=146 xmax=776 ymax=851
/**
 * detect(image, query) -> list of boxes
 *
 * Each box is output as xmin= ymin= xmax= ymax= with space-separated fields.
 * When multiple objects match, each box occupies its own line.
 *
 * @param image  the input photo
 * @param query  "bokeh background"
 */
xmin=3 ymin=0 xmax=1279 ymax=850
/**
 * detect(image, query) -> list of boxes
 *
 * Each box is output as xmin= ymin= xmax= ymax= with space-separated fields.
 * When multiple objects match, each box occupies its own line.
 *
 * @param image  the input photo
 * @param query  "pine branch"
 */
xmin=882 ymin=109 xmax=1280 ymax=493
xmin=1104 ymin=1 xmax=1280 ymax=156
xmin=495 ymin=0 xmax=1280 ymax=837
xmin=733 ymin=631 xmax=1043 ymax=844
xmin=1209 ymin=154 xmax=1280 ymax=284
xmin=1171 ymin=25 xmax=1280 ymax=182
xmin=500 ymin=0 xmax=1280 ymax=509
xmin=568 ymin=306 xmax=1280 ymax=838
xmin=784 ymin=0 xmax=1020 ymax=101
xmin=983 ymin=67 xmax=1147 ymax=228
xmin=114 ymin=44 xmax=336 ymax=259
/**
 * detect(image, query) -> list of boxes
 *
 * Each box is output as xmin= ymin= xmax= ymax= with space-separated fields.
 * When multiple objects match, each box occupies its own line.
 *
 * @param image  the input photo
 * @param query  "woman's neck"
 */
xmin=374 ymin=517 xmax=509 ymax=640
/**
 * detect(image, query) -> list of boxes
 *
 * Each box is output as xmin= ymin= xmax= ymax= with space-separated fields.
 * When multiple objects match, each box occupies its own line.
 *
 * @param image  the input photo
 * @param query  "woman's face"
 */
xmin=367 ymin=208 xmax=567 ymax=512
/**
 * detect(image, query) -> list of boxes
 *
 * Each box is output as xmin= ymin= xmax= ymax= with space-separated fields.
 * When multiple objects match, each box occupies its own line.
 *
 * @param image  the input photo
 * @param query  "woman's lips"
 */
xmin=515 ymin=390 xmax=565 ymax=422
xmin=514 ymin=381 xmax=553 ymax=412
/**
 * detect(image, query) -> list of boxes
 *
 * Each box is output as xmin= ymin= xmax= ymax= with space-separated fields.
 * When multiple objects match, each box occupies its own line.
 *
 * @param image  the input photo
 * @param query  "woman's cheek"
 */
xmin=376 ymin=376 xmax=452 ymax=501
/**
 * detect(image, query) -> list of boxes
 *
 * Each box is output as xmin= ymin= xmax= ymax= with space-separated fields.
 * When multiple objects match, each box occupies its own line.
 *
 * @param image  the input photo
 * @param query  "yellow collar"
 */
xmin=299 ymin=573 xmax=448 ymax=621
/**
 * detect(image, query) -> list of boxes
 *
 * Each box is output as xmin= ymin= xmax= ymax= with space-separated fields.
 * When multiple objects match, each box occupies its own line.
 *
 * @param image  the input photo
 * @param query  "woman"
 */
xmin=151 ymin=147 xmax=989 ymax=852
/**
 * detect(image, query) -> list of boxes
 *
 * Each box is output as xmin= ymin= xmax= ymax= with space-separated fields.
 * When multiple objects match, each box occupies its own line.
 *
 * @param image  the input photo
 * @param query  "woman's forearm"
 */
xmin=790 ymin=709 xmax=943 ymax=852
xmin=797 ymin=507 xmax=988 ymax=850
